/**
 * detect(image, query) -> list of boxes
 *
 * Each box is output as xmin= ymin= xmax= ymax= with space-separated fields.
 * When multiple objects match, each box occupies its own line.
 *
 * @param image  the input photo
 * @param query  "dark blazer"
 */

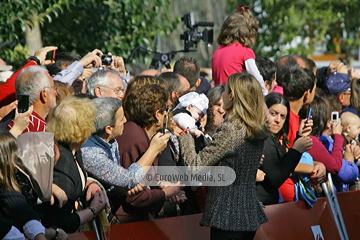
xmin=41 ymin=143 xmax=86 ymax=233
xmin=257 ymin=137 xmax=302 ymax=205
xmin=0 ymin=216 xmax=12 ymax=239
xmin=116 ymin=121 xmax=165 ymax=223
xmin=0 ymin=189 xmax=40 ymax=232
xmin=179 ymin=119 xmax=268 ymax=231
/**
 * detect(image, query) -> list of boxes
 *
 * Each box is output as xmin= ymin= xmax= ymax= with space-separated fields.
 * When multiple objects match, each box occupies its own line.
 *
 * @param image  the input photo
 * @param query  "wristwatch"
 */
xmin=27 ymin=56 xmax=41 ymax=65
xmin=51 ymin=226 xmax=59 ymax=240
xmin=88 ymin=207 xmax=97 ymax=219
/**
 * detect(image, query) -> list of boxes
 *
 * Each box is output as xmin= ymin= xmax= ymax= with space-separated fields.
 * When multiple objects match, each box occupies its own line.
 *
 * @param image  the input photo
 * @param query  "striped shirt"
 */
xmin=7 ymin=112 xmax=46 ymax=133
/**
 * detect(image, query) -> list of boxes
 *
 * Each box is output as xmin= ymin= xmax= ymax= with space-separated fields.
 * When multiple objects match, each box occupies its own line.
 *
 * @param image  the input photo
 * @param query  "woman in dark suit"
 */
xmin=179 ymin=73 xmax=268 ymax=240
xmin=43 ymin=96 xmax=108 ymax=233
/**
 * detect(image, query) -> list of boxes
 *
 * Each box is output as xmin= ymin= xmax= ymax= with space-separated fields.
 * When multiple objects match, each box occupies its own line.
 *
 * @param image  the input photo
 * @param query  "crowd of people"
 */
xmin=1 ymin=4 xmax=360 ymax=240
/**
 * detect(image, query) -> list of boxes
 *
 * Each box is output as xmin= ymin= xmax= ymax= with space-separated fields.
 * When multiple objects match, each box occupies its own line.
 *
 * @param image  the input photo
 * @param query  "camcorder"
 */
xmin=128 ymin=12 xmax=214 ymax=69
xmin=180 ymin=12 xmax=214 ymax=52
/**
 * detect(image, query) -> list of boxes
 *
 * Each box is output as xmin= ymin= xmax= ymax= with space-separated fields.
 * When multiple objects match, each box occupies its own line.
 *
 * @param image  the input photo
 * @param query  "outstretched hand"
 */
xmin=292 ymin=136 xmax=313 ymax=153
xmin=34 ymin=46 xmax=58 ymax=65
xmin=9 ymin=105 xmax=33 ymax=138
xmin=126 ymin=183 xmax=145 ymax=196
xmin=79 ymin=49 xmax=103 ymax=68
xmin=188 ymin=128 xmax=204 ymax=138
xmin=310 ymin=162 xmax=326 ymax=184
xmin=0 ymin=100 xmax=17 ymax=120
xmin=106 ymin=52 xmax=127 ymax=75
xmin=149 ymin=132 xmax=170 ymax=154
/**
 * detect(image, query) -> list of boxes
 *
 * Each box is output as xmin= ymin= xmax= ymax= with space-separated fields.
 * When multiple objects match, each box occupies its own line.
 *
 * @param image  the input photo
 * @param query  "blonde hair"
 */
xmin=217 ymin=7 xmax=258 ymax=47
xmin=46 ymin=97 xmax=96 ymax=145
xmin=0 ymin=131 xmax=19 ymax=191
xmin=225 ymin=73 xmax=268 ymax=142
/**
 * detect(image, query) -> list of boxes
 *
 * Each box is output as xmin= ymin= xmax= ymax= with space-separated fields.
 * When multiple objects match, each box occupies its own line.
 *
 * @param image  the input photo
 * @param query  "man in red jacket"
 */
xmin=0 ymin=46 xmax=58 ymax=108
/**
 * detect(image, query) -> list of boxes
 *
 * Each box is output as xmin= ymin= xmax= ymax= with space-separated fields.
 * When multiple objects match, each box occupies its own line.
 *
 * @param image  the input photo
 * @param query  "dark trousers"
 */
xmin=210 ymin=227 xmax=256 ymax=240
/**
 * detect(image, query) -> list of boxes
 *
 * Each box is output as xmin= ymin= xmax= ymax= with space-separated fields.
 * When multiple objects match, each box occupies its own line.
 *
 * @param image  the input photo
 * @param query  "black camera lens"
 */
xmin=101 ymin=54 xmax=113 ymax=66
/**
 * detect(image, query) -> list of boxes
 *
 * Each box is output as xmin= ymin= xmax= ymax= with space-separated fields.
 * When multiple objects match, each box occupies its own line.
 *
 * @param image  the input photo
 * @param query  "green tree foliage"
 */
xmin=41 ymin=0 xmax=178 ymax=63
xmin=1 ymin=0 xmax=177 ymax=70
xmin=0 ymin=0 xmax=68 ymax=67
xmin=226 ymin=0 xmax=360 ymax=64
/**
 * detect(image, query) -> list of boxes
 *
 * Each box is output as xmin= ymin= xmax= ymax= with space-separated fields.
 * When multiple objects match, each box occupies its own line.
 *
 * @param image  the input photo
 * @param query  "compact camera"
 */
xmin=101 ymin=54 xmax=113 ymax=66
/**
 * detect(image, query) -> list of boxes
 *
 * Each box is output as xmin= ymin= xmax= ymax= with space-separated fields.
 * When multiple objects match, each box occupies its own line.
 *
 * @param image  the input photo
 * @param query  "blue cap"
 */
xmin=325 ymin=72 xmax=351 ymax=94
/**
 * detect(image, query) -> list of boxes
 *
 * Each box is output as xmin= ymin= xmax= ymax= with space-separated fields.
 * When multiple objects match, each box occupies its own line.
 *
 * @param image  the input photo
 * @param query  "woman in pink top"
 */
xmin=212 ymin=5 xmax=267 ymax=96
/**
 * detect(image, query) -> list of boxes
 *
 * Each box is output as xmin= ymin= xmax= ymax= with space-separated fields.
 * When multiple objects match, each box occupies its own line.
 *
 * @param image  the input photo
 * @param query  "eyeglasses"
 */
xmin=342 ymin=92 xmax=351 ymax=96
xmin=101 ymin=86 xmax=125 ymax=95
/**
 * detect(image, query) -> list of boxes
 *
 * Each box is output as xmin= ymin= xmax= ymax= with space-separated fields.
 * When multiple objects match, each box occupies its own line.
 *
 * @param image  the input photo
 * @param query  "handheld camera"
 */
xmin=46 ymin=50 xmax=57 ymax=62
xmin=331 ymin=111 xmax=339 ymax=123
xmin=18 ymin=94 xmax=29 ymax=113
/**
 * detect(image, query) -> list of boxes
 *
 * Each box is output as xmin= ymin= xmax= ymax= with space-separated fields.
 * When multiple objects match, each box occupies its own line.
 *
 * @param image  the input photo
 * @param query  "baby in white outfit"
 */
xmin=173 ymin=92 xmax=209 ymax=137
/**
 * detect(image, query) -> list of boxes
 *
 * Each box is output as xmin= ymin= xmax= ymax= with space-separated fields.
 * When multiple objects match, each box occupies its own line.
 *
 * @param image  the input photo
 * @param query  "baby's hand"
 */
xmin=188 ymin=129 xmax=204 ymax=138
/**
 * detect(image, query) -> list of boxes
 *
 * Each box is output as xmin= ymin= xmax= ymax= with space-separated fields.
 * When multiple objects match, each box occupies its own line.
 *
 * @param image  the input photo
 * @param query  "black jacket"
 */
xmin=256 ymin=137 xmax=302 ymax=205
xmin=41 ymin=143 xmax=87 ymax=233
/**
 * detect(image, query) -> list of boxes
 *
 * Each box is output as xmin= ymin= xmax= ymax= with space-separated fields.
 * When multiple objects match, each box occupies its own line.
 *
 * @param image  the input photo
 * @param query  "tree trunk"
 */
xmin=25 ymin=13 xmax=43 ymax=56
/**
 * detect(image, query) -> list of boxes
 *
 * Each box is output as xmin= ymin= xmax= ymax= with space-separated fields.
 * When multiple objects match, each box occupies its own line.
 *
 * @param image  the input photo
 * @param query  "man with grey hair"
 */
xmin=86 ymin=70 xmax=125 ymax=100
xmin=157 ymin=72 xmax=190 ymax=108
xmin=7 ymin=65 xmax=56 ymax=133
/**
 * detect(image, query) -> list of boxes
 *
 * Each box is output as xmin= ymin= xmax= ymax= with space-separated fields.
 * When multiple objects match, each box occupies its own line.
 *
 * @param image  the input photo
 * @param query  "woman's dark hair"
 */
xmin=299 ymin=95 xmax=330 ymax=137
xmin=350 ymin=78 xmax=360 ymax=114
xmin=265 ymin=92 xmax=290 ymax=148
xmin=124 ymin=84 xmax=168 ymax=129
xmin=205 ymin=84 xmax=225 ymax=134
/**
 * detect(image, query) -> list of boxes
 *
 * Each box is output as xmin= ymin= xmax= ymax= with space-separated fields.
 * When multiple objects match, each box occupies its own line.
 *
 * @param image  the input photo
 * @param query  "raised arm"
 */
xmin=179 ymin=121 xmax=242 ymax=166
xmin=82 ymin=133 xmax=169 ymax=189
xmin=53 ymin=49 xmax=103 ymax=85
xmin=261 ymin=137 xmax=302 ymax=188
xmin=245 ymin=59 xmax=267 ymax=96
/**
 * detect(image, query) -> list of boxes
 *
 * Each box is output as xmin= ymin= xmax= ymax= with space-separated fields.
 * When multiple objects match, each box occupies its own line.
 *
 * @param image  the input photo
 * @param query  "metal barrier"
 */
xmin=321 ymin=173 xmax=349 ymax=240
xmin=68 ymin=177 xmax=360 ymax=240
xmin=69 ymin=197 xmax=343 ymax=240
xmin=77 ymin=200 xmax=102 ymax=240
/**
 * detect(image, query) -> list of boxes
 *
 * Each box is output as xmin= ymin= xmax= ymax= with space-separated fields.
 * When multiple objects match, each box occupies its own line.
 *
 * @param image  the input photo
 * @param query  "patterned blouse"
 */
xmin=81 ymin=136 xmax=145 ymax=189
